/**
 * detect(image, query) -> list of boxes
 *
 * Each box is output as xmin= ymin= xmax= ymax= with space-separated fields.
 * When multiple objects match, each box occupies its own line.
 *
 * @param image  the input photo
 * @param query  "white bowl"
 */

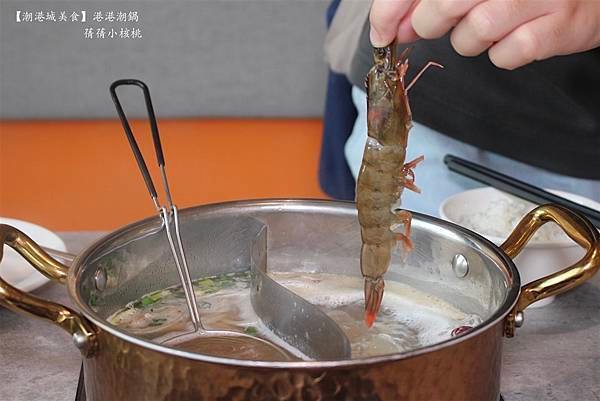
xmin=439 ymin=187 xmax=600 ymax=307
xmin=0 ymin=217 xmax=67 ymax=292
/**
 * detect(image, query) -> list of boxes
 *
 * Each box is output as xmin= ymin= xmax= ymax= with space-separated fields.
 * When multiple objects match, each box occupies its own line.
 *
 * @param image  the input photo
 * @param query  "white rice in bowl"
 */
xmin=453 ymin=195 xmax=570 ymax=243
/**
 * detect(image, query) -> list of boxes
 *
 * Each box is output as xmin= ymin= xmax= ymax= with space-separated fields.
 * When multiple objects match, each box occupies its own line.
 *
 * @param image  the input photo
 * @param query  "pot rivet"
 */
xmin=94 ymin=269 xmax=107 ymax=291
xmin=515 ymin=311 xmax=525 ymax=327
xmin=451 ymin=254 xmax=469 ymax=278
xmin=72 ymin=332 xmax=88 ymax=350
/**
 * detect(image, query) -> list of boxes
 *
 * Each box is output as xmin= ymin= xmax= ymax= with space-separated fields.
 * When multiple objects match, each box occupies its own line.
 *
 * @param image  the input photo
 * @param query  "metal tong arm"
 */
xmin=109 ymin=79 xmax=201 ymax=330
xmin=109 ymin=79 xmax=171 ymax=209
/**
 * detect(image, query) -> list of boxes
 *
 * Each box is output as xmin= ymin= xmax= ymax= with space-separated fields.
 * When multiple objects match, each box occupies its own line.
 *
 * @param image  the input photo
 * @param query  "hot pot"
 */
xmin=1 ymin=199 xmax=598 ymax=401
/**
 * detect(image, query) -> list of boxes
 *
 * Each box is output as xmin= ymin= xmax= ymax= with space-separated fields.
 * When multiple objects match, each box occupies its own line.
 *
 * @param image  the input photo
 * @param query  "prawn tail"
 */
xmin=364 ymin=277 xmax=385 ymax=327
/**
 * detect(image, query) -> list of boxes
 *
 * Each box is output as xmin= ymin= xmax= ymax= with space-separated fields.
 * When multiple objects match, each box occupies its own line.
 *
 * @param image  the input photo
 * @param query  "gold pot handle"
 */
xmin=501 ymin=205 xmax=600 ymax=337
xmin=0 ymin=224 xmax=97 ymax=356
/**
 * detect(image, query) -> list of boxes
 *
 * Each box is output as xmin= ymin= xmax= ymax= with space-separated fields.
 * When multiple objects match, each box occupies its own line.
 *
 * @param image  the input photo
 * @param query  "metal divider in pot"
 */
xmin=250 ymin=223 xmax=351 ymax=360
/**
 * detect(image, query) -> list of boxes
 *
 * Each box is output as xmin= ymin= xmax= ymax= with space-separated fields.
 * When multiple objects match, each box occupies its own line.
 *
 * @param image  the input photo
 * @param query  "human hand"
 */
xmin=370 ymin=0 xmax=600 ymax=70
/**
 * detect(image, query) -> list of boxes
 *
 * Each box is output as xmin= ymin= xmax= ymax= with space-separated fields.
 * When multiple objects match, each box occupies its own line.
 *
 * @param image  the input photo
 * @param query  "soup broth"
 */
xmin=108 ymin=270 xmax=482 ymax=360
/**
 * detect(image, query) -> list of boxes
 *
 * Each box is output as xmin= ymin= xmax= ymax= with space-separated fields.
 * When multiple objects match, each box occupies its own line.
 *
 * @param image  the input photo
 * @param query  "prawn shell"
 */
xmin=356 ymin=44 xmax=413 ymax=318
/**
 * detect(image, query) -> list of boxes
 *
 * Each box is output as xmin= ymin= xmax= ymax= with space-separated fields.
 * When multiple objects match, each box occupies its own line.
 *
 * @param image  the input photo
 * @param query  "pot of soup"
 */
xmin=1 ymin=199 xmax=598 ymax=401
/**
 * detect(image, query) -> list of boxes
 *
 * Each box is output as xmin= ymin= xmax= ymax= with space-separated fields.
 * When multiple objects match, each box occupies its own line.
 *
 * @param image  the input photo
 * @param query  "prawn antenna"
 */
xmin=406 ymin=61 xmax=444 ymax=92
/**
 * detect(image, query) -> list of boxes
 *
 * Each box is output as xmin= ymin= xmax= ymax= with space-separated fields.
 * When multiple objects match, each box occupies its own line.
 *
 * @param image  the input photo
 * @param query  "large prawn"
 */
xmin=356 ymin=45 xmax=442 ymax=327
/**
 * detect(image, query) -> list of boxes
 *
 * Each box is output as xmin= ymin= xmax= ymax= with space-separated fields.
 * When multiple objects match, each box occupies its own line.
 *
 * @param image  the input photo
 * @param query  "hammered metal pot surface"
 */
xmin=83 ymin=321 xmax=503 ymax=401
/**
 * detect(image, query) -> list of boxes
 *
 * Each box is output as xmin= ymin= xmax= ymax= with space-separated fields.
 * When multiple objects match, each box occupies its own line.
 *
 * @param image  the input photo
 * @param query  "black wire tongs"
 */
xmin=110 ymin=79 xmax=201 ymax=331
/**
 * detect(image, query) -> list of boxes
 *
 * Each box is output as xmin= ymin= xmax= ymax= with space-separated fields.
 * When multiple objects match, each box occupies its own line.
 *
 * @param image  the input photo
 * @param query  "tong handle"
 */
xmin=109 ymin=79 xmax=166 ymax=206
xmin=110 ymin=79 xmax=199 ymax=331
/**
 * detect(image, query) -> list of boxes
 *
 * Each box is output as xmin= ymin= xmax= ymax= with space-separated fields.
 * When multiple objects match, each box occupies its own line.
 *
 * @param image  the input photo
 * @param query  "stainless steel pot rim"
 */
xmin=68 ymin=198 xmax=521 ymax=368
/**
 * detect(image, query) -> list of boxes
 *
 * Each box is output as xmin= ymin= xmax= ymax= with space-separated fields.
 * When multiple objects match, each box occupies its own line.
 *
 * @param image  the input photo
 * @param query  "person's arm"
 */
xmin=370 ymin=0 xmax=600 ymax=70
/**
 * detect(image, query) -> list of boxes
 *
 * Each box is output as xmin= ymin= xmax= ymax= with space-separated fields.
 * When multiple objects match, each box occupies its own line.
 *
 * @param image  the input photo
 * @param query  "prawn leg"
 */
xmin=401 ymin=155 xmax=424 ymax=193
xmin=393 ymin=209 xmax=413 ymax=253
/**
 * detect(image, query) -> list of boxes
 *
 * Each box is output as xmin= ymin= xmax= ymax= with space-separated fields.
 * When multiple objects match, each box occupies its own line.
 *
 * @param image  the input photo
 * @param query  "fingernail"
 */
xmin=370 ymin=26 xmax=388 ymax=48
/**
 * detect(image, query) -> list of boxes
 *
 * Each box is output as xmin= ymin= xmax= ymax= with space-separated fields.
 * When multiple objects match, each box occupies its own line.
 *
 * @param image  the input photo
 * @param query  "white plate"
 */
xmin=0 ymin=217 xmax=67 ymax=292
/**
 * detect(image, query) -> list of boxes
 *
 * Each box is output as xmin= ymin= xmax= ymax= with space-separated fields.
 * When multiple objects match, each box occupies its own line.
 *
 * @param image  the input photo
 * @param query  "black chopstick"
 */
xmin=443 ymin=154 xmax=600 ymax=228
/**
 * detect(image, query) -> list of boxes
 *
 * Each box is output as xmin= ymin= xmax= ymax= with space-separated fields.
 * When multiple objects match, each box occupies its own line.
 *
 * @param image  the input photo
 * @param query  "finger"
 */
xmin=411 ymin=0 xmax=485 ymax=39
xmin=370 ymin=0 xmax=416 ymax=46
xmin=398 ymin=19 xmax=420 ymax=43
xmin=488 ymin=12 xmax=570 ymax=70
xmin=396 ymin=0 xmax=421 ymax=43
xmin=450 ymin=0 xmax=552 ymax=57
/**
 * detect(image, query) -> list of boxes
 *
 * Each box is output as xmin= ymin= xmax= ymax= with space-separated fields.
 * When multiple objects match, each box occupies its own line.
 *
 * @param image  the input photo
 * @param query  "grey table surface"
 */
xmin=1 ymin=232 xmax=599 ymax=401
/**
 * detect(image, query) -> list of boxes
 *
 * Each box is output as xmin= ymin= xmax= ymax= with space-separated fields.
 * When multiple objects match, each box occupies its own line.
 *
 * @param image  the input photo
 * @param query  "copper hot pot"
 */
xmin=1 ymin=199 xmax=598 ymax=401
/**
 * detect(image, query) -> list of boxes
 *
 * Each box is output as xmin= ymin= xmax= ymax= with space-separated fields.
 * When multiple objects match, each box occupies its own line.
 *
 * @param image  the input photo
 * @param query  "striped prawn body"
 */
xmin=356 ymin=45 xmax=441 ymax=327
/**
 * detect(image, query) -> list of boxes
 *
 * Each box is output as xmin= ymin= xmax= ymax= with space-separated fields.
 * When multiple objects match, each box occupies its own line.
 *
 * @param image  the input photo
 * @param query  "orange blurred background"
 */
xmin=0 ymin=119 xmax=327 ymax=231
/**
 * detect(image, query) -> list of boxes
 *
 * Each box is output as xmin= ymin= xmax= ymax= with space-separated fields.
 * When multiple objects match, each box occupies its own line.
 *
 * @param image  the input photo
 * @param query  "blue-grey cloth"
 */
xmin=345 ymin=86 xmax=600 ymax=217
xmin=318 ymin=0 xmax=357 ymax=201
